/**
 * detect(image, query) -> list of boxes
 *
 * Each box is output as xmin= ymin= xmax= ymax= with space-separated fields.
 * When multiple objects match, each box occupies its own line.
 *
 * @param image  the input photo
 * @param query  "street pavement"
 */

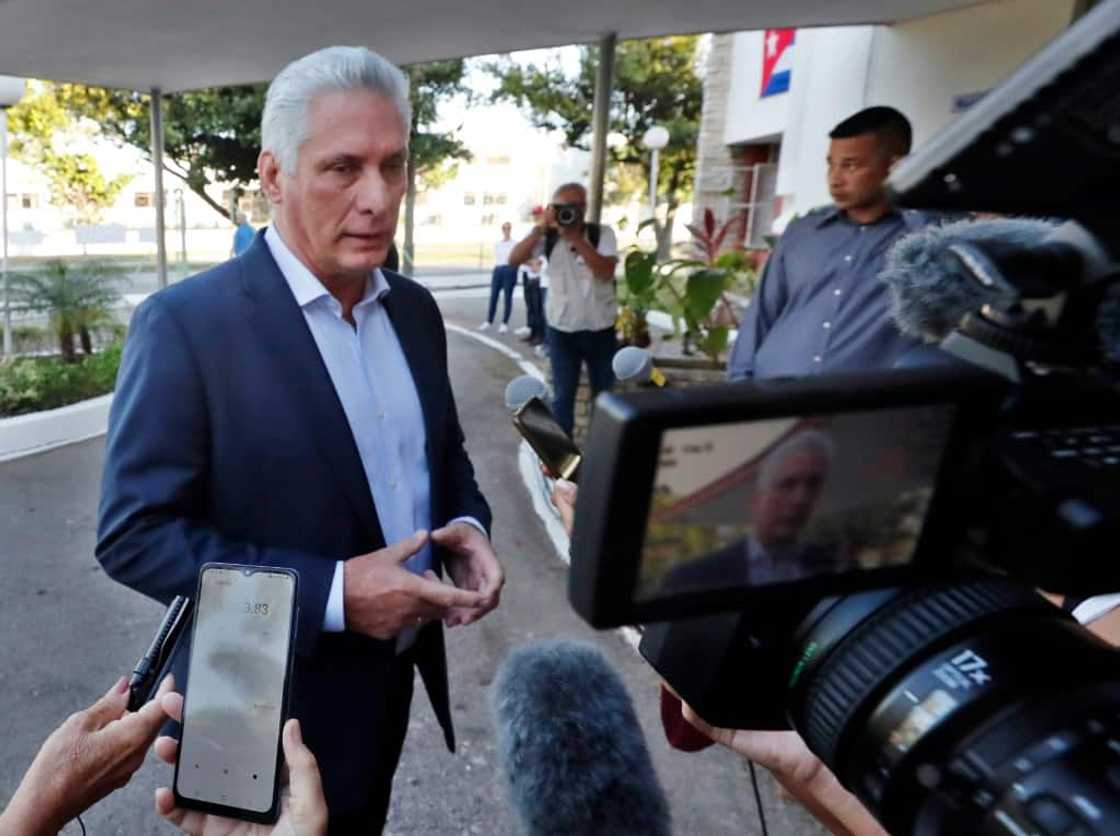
xmin=0 ymin=289 xmax=824 ymax=835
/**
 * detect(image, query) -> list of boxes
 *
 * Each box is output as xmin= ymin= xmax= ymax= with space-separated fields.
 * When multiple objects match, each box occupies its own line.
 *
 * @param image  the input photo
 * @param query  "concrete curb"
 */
xmin=0 ymin=393 xmax=113 ymax=462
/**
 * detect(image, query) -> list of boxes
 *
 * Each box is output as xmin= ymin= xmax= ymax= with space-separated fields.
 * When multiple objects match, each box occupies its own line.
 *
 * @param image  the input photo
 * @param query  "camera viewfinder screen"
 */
xmin=635 ymin=404 xmax=956 ymax=601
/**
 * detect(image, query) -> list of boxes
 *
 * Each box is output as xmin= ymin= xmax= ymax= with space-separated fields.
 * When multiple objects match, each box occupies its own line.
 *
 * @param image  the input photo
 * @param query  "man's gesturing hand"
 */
xmin=343 ymin=530 xmax=487 ymax=640
xmin=431 ymin=522 xmax=504 ymax=628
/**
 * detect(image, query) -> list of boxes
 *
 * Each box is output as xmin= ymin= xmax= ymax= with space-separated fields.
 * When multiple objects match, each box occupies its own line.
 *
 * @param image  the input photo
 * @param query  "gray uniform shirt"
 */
xmin=728 ymin=207 xmax=932 ymax=380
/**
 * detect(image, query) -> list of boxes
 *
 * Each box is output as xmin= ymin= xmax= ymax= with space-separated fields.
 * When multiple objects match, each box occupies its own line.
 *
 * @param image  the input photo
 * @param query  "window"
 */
xmin=20 ymin=193 xmax=39 ymax=209
xmin=485 ymin=155 xmax=511 ymax=165
xmin=463 ymin=193 xmax=476 ymax=206
xmin=134 ymin=193 xmax=153 ymax=208
xmin=481 ymin=213 xmax=496 ymax=225
xmin=482 ymin=193 xmax=508 ymax=206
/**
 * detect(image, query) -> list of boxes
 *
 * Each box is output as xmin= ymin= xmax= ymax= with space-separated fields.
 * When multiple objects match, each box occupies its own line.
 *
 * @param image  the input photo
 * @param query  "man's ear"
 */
xmin=258 ymin=150 xmax=284 ymax=204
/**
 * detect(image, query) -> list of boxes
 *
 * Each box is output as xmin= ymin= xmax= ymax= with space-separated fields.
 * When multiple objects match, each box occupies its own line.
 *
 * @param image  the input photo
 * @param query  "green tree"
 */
xmin=401 ymin=61 xmax=473 ymax=274
xmin=52 ymin=83 xmax=265 ymax=221
xmin=486 ymin=36 xmax=703 ymax=258
xmin=7 ymin=84 xmax=133 ymax=226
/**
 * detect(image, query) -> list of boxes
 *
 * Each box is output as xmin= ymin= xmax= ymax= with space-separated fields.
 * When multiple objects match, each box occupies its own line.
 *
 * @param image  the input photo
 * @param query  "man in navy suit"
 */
xmin=96 ymin=46 xmax=503 ymax=833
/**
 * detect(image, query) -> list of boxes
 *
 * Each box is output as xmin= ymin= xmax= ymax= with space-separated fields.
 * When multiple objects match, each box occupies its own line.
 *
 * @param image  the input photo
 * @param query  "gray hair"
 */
xmin=552 ymin=182 xmax=588 ymax=202
xmin=261 ymin=46 xmax=412 ymax=173
xmin=757 ymin=429 xmax=835 ymax=490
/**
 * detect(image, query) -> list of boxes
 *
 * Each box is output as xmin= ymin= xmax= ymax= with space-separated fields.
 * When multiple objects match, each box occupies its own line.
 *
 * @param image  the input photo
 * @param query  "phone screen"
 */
xmin=175 ymin=565 xmax=296 ymax=816
xmin=514 ymin=396 xmax=582 ymax=480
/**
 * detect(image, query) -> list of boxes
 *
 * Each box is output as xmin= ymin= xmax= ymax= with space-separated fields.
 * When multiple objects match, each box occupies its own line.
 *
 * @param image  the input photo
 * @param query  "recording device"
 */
xmin=512 ymin=395 xmax=582 ymax=481
xmin=569 ymin=2 xmax=1120 ymax=832
xmin=174 ymin=564 xmax=298 ymax=824
xmin=552 ymin=202 xmax=585 ymax=228
xmin=491 ymin=639 xmax=671 ymax=836
xmin=613 ymin=346 xmax=668 ymax=388
xmin=128 ymin=595 xmax=192 ymax=712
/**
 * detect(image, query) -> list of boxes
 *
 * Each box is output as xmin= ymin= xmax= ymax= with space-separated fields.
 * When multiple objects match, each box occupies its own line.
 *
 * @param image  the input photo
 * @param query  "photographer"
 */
xmin=509 ymin=183 xmax=619 ymax=435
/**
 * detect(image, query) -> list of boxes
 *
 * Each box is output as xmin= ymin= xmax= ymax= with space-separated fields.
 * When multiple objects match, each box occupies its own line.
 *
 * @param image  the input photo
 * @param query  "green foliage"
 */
xmin=486 ymin=36 xmax=703 ymax=254
xmin=7 ymin=83 xmax=133 ymax=226
xmin=0 ymin=342 xmax=122 ymax=417
xmin=51 ymin=82 xmax=266 ymax=220
xmin=617 ymin=209 xmax=759 ymax=364
xmin=7 ymin=261 xmax=124 ymax=361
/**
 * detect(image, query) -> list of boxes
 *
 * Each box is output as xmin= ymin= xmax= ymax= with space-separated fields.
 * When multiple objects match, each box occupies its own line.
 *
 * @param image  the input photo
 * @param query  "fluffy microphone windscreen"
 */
xmin=879 ymin=217 xmax=1058 ymax=341
xmin=491 ymin=639 xmax=672 ymax=836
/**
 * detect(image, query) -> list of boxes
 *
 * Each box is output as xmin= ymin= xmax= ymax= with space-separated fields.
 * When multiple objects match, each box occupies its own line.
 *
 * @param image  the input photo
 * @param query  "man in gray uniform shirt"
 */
xmin=728 ymin=106 xmax=934 ymax=380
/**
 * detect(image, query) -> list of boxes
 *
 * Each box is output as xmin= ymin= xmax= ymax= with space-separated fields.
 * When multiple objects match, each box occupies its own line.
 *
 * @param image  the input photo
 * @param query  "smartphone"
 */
xmin=513 ymin=395 xmax=582 ymax=481
xmin=174 ymin=564 xmax=298 ymax=824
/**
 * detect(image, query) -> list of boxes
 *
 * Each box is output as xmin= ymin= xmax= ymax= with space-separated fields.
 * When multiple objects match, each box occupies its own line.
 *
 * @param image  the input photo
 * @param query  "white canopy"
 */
xmin=0 ymin=0 xmax=985 ymax=92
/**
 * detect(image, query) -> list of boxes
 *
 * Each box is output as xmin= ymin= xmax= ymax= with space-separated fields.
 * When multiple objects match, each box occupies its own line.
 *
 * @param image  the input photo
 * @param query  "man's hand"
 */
xmin=681 ymin=704 xmax=887 ymax=836
xmin=343 ymin=531 xmax=488 ymax=640
xmin=431 ymin=521 xmax=504 ymax=627
xmin=153 ymin=694 xmax=328 ymax=836
xmin=0 ymin=675 xmax=176 ymax=836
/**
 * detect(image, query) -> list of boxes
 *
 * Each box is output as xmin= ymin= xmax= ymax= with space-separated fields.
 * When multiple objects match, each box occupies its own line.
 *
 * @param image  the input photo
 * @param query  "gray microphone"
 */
xmin=612 ymin=346 xmax=667 ymax=387
xmin=491 ymin=639 xmax=672 ymax=836
xmin=504 ymin=375 xmax=549 ymax=412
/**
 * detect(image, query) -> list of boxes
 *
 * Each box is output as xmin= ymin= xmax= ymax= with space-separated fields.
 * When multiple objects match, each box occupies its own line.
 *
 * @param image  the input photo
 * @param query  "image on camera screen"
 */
xmin=635 ymin=404 xmax=956 ymax=601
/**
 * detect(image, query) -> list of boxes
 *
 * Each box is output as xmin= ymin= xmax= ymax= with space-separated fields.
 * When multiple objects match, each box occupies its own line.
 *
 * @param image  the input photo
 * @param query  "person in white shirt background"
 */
xmin=480 ymin=221 xmax=519 ymax=333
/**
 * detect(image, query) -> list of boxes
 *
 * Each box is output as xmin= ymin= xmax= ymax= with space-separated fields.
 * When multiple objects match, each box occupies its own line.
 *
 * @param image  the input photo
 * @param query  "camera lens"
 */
xmin=785 ymin=581 xmax=1120 ymax=834
xmin=556 ymin=205 xmax=581 ymax=227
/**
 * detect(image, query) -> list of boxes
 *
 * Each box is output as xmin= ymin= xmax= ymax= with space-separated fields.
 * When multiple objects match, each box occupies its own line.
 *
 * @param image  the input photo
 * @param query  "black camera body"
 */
xmin=552 ymin=202 xmax=585 ymax=228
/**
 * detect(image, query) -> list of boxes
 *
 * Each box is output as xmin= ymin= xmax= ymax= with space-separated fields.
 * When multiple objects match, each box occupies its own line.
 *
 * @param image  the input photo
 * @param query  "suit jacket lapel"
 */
xmin=238 ymin=233 xmax=385 ymax=547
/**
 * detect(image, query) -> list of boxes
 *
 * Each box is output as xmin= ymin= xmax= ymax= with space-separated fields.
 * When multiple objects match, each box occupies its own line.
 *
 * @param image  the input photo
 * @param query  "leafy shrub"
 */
xmin=0 ymin=342 xmax=122 ymax=417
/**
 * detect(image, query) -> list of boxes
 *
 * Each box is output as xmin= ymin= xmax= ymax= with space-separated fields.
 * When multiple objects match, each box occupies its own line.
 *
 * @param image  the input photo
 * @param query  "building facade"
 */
xmin=694 ymin=0 xmax=1082 ymax=245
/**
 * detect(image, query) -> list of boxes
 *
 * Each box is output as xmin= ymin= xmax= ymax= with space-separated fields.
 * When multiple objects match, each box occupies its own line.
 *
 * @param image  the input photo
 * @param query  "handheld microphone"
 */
xmin=504 ymin=375 xmax=549 ymax=412
xmin=491 ymin=639 xmax=672 ymax=836
xmin=128 ymin=594 xmax=192 ymax=711
xmin=612 ymin=346 xmax=667 ymax=387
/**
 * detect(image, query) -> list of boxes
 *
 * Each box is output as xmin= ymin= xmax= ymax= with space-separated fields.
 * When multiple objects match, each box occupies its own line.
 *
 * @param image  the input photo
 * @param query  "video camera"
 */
xmin=568 ymin=3 xmax=1120 ymax=833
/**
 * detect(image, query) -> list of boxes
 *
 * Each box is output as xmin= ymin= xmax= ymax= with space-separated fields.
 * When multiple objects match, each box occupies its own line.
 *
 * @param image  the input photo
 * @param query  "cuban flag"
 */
xmin=760 ymin=29 xmax=795 ymax=98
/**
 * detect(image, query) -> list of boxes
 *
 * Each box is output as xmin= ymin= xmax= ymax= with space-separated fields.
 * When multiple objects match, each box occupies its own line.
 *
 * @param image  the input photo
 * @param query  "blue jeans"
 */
xmin=547 ymin=325 xmax=616 ymax=435
xmin=523 ymin=280 xmax=547 ymax=340
xmin=487 ymin=265 xmax=518 ymax=324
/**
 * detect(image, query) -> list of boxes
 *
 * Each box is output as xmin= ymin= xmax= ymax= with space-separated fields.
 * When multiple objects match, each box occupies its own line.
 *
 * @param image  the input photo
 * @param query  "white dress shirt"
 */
xmin=265 ymin=227 xmax=484 ymax=636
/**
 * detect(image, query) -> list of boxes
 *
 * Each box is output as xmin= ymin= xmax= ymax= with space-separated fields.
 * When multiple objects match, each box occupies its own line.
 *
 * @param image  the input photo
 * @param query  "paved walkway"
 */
xmin=0 ymin=292 xmax=822 ymax=835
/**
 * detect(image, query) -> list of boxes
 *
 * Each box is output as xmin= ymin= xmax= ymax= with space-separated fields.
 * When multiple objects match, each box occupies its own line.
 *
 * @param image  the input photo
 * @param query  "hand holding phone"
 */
xmin=174 ymin=564 xmax=299 ymax=824
xmin=513 ymin=396 xmax=582 ymax=482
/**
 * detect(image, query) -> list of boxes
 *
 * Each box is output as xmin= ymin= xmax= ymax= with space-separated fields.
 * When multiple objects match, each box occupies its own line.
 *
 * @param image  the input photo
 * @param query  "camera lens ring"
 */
xmin=789 ymin=580 xmax=1056 ymax=770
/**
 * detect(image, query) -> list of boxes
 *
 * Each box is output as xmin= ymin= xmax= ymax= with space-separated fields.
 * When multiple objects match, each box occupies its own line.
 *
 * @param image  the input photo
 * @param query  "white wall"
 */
xmin=777 ymin=25 xmax=877 ymax=212
xmin=865 ymin=0 xmax=1077 ymax=149
xmin=723 ymin=30 xmax=791 ymax=145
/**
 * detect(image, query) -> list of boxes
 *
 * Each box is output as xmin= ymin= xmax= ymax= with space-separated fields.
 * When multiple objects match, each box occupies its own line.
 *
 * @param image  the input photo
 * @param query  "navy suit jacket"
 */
xmin=96 ymin=232 xmax=491 ymax=812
